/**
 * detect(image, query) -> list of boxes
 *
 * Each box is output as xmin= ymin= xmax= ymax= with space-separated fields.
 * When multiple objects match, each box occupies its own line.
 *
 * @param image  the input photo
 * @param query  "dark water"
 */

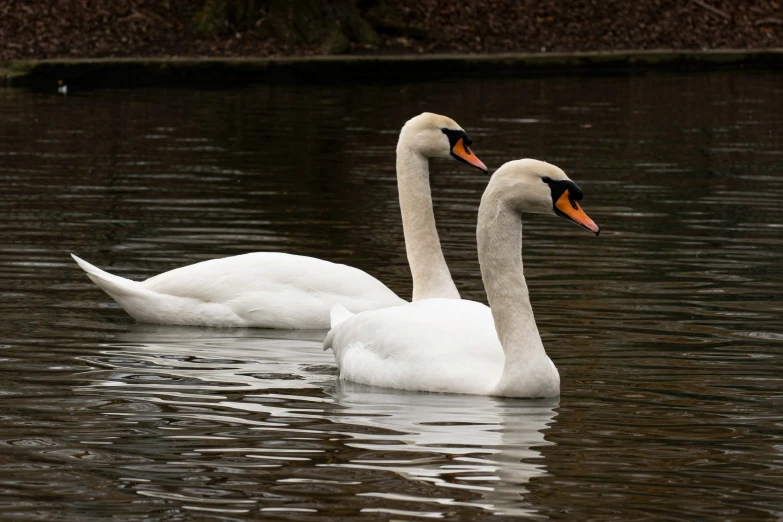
xmin=0 ymin=70 xmax=782 ymax=520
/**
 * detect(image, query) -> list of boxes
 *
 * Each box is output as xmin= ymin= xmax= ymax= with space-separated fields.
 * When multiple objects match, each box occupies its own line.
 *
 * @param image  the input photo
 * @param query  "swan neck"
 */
xmin=396 ymin=144 xmax=459 ymax=301
xmin=477 ymin=187 xmax=554 ymax=393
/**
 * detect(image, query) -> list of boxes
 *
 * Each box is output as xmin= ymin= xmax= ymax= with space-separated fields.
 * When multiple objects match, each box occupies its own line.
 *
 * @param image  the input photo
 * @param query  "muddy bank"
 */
xmin=3 ymin=50 xmax=782 ymax=91
xmin=0 ymin=1 xmax=780 ymax=61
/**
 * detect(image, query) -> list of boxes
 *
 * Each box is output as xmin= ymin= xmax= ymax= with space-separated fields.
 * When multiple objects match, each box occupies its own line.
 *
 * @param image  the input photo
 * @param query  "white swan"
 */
xmin=72 ymin=113 xmax=487 ymax=329
xmin=324 ymin=159 xmax=600 ymax=397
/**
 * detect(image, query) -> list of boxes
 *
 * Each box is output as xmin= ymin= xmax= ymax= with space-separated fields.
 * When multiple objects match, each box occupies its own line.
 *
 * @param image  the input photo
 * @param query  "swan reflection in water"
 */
xmin=81 ymin=324 xmax=557 ymax=518
xmin=332 ymin=381 xmax=557 ymax=517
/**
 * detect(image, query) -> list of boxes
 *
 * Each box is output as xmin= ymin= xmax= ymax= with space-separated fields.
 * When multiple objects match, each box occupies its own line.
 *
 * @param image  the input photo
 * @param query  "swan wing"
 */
xmin=326 ymin=298 xmax=505 ymax=394
xmin=73 ymin=252 xmax=405 ymax=328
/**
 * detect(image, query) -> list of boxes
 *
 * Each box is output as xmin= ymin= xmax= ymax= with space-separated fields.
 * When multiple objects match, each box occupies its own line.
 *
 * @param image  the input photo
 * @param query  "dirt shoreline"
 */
xmin=2 ymin=1 xmax=781 ymax=59
xmin=3 ymin=0 xmax=780 ymax=89
xmin=3 ymin=49 xmax=782 ymax=89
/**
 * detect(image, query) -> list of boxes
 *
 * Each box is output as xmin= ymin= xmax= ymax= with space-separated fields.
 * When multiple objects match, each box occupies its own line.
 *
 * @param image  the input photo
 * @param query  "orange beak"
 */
xmin=555 ymin=190 xmax=600 ymax=235
xmin=450 ymin=138 xmax=487 ymax=172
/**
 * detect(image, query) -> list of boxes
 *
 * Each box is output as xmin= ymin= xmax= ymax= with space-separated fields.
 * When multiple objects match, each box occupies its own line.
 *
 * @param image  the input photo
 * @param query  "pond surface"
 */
xmin=0 ymin=70 xmax=782 ymax=520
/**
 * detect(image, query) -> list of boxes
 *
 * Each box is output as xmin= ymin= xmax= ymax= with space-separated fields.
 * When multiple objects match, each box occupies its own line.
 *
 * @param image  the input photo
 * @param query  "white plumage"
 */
xmin=73 ymin=113 xmax=487 ymax=328
xmin=326 ymin=299 xmax=505 ymax=394
xmin=72 ymin=252 xmax=405 ymax=329
xmin=325 ymin=159 xmax=600 ymax=397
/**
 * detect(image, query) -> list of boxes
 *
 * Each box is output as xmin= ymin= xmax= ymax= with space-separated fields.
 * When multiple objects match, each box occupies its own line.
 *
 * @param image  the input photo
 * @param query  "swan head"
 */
xmin=491 ymin=159 xmax=600 ymax=235
xmin=398 ymin=112 xmax=487 ymax=172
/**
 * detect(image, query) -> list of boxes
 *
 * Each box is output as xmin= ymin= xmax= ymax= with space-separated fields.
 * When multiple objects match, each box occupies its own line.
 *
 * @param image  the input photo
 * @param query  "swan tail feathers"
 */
xmin=71 ymin=253 xmax=144 ymax=299
xmin=329 ymin=304 xmax=354 ymax=328
xmin=323 ymin=330 xmax=335 ymax=352
xmin=324 ymin=304 xmax=355 ymax=352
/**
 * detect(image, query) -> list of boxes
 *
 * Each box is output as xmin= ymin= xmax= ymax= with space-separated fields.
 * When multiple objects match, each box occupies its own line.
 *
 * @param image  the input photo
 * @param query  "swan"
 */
xmin=324 ymin=159 xmax=600 ymax=397
xmin=72 ymin=112 xmax=487 ymax=329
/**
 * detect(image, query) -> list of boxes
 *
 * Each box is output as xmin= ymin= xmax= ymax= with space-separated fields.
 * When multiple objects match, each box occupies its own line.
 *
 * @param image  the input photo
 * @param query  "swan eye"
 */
xmin=542 ymin=177 xmax=551 ymax=183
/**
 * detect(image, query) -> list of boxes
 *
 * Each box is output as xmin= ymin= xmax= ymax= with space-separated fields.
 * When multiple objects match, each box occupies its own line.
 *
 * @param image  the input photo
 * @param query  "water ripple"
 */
xmin=0 ymin=72 xmax=781 ymax=520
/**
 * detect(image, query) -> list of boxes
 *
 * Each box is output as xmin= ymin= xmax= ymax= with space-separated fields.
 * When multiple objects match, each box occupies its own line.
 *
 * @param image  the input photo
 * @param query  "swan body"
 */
xmin=73 ymin=113 xmax=487 ymax=328
xmin=72 ymin=252 xmax=406 ymax=329
xmin=326 ymin=299 xmax=505 ymax=394
xmin=325 ymin=159 xmax=600 ymax=397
